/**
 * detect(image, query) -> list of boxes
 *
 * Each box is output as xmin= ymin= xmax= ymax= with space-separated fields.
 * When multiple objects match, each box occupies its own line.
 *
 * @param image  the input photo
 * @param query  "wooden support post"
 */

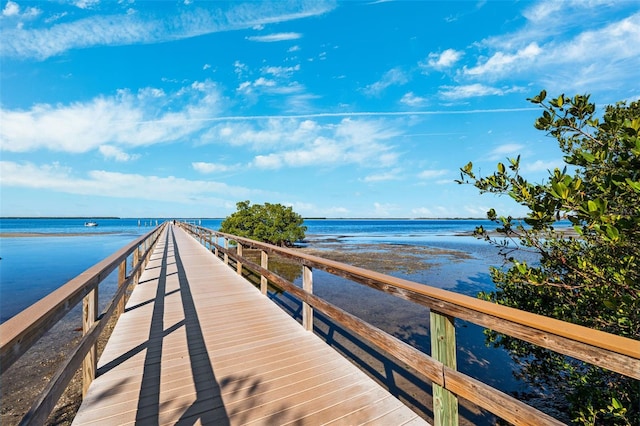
xmin=117 ymin=259 xmax=126 ymax=316
xmin=236 ymin=243 xmax=243 ymax=275
xmin=430 ymin=310 xmax=458 ymax=426
xmin=133 ymin=247 xmax=140 ymax=286
xmin=224 ymin=239 xmax=229 ymax=265
xmin=260 ymin=250 xmax=268 ymax=295
xmin=302 ymin=265 xmax=313 ymax=331
xmin=82 ymin=287 xmax=98 ymax=397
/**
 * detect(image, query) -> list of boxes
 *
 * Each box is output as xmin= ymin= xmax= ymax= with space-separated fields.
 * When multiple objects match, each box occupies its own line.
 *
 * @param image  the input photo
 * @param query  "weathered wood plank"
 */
xmin=430 ymin=310 xmax=458 ymax=426
xmin=206 ymin=228 xmax=639 ymax=379
xmin=0 ymin=226 xmax=163 ymax=374
xmin=81 ymin=287 xmax=98 ymax=397
xmin=73 ymin=224 xmax=427 ymax=426
xmin=444 ymin=367 xmax=565 ymax=426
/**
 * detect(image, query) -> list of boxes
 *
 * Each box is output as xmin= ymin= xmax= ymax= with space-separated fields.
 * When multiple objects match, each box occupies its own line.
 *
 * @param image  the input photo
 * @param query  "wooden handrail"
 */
xmin=190 ymin=226 xmax=639 ymax=374
xmin=0 ymin=223 xmax=166 ymax=425
xmin=180 ymin=222 xmax=640 ymax=426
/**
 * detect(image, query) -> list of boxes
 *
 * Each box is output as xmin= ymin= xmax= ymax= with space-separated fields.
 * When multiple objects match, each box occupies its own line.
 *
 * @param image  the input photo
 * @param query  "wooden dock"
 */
xmin=72 ymin=224 xmax=427 ymax=425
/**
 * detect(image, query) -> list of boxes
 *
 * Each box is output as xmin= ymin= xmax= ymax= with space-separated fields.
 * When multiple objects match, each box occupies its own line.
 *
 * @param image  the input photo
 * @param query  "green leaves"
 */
xmin=220 ymin=200 xmax=306 ymax=247
xmin=528 ymin=89 xmax=547 ymax=104
xmin=580 ymin=151 xmax=596 ymax=163
xmin=456 ymin=91 xmax=640 ymax=425
xmin=625 ymin=178 xmax=640 ymax=192
xmin=550 ymin=180 xmax=570 ymax=199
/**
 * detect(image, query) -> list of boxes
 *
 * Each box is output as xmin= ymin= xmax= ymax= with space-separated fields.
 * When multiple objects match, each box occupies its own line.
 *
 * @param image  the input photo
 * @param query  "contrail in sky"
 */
xmin=124 ymin=107 xmax=539 ymax=124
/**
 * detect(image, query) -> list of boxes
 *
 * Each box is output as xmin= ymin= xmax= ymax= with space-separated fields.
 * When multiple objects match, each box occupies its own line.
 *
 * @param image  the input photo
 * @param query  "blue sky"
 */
xmin=1 ymin=1 xmax=639 ymax=219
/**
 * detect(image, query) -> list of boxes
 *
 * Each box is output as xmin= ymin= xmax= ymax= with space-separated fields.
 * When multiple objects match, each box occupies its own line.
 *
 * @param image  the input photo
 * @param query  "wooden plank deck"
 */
xmin=72 ymin=224 xmax=428 ymax=425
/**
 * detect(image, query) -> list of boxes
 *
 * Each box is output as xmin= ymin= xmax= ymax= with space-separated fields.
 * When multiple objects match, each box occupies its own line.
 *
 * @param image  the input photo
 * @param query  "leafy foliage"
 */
xmin=457 ymin=91 xmax=640 ymax=425
xmin=219 ymin=200 xmax=307 ymax=247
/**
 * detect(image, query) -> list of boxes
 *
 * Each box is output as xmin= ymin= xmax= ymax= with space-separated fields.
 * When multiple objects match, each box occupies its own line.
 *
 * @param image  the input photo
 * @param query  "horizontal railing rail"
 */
xmin=0 ymin=222 xmax=166 ymax=425
xmin=181 ymin=222 xmax=640 ymax=426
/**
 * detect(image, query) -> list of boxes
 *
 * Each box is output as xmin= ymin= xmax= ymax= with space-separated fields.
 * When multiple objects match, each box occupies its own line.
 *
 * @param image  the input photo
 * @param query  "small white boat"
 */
xmin=84 ymin=221 xmax=98 ymax=227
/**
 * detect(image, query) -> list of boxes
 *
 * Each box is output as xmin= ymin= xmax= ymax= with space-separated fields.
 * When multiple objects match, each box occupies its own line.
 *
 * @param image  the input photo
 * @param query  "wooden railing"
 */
xmin=180 ymin=222 xmax=640 ymax=426
xmin=0 ymin=223 xmax=166 ymax=425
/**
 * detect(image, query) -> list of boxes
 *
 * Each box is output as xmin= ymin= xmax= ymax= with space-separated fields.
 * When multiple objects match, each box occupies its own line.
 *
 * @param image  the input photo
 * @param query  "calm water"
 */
xmin=0 ymin=217 xmax=500 ymax=322
xmin=0 ymin=217 xmax=532 ymax=421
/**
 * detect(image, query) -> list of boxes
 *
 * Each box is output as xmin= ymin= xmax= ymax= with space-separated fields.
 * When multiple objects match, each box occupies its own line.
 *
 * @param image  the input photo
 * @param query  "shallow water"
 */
xmin=0 ymin=234 xmax=139 ymax=322
xmin=1 ymin=218 xmax=537 ymax=424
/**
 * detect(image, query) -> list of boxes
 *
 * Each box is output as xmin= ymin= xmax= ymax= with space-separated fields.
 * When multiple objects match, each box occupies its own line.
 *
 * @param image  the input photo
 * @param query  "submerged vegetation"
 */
xmin=458 ymin=92 xmax=640 ymax=424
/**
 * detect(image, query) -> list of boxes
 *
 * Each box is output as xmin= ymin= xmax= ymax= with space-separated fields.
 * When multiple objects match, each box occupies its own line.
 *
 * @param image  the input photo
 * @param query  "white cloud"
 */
xmin=262 ymin=64 xmax=300 ymax=78
xmin=554 ymin=13 xmax=640 ymax=63
xmin=522 ymin=1 xmax=564 ymax=23
xmin=464 ymin=42 xmax=543 ymax=77
xmin=438 ymin=83 xmax=523 ymax=100
xmin=246 ymin=32 xmax=302 ymax=42
xmin=1 ymin=2 xmax=334 ymax=59
xmin=203 ymin=119 xmax=320 ymax=149
xmin=0 ymin=161 xmax=261 ymax=203
xmin=421 ymin=48 xmax=463 ymax=71
xmin=74 ymin=0 xmax=100 ymax=9
xmin=253 ymin=154 xmax=282 ymax=169
xmin=487 ymin=143 xmax=525 ymax=160
xmin=464 ymin=204 xmax=494 ymax=217
xmin=192 ymin=162 xmax=237 ymax=174
xmin=99 ymin=145 xmax=139 ymax=162
xmin=240 ymin=118 xmax=402 ymax=170
xmin=364 ymin=67 xmax=409 ymax=96
xmin=254 ymin=77 xmax=276 ymax=87
xmin=418 ymin=169 xmax=448 ymax=179
xmin=362 ymin=169 xmax=402 ymax=182
xmin=2 ymin=0 xmax=40 ymax=21
xmin=400 ymin=92 xmax=426 ymax=107
xmin=233 ymin=60 xmax=248 ymax=77
xmin=461 ymin=8 xmax=640 ymax=93
xmin=2 ymin=1 xmax=19 ymax=16
xmin=236 ymin=75 xmax=306 ymax=102
xmin=0 ymin=80 xmax=222 ymax=153
xmin=521 ymin=159 xmax=564 ymax=173
xmin=373 ymin=202 xmax=399 ymax=217
xmin=44 ymin=11 xmax=68 ymax=24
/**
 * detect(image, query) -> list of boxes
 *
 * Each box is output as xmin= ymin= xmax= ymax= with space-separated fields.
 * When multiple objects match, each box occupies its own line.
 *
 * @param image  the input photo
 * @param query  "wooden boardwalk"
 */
xmin=72 ymin=224 xmax=427 ymax=425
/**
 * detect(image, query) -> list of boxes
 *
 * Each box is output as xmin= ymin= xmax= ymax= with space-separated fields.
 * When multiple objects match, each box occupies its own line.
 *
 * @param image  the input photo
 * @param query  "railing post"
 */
xmin=224 ymin=238 xmax=229 ymax=265
xmin=133 ymin=246 xmax=140 ymax=286
xmin=430 ymin=310 xmax=458 ymax=426
xmin=214 ymin=234 xmax=219 ymax=257
xmin=236 ymin=243 xmax=243 ymax=275
xmin=260 ymin=250 xmax=268 ymax=295
xmin=143 ymin=238 xmax=149 ymax=268
xmin=82 ymin=287 xmax=98 ymax=397
xmin=302 ymin=265 xmax=313 ymax=331
xmin=117 ymin=259 xmax=126 ymax=316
